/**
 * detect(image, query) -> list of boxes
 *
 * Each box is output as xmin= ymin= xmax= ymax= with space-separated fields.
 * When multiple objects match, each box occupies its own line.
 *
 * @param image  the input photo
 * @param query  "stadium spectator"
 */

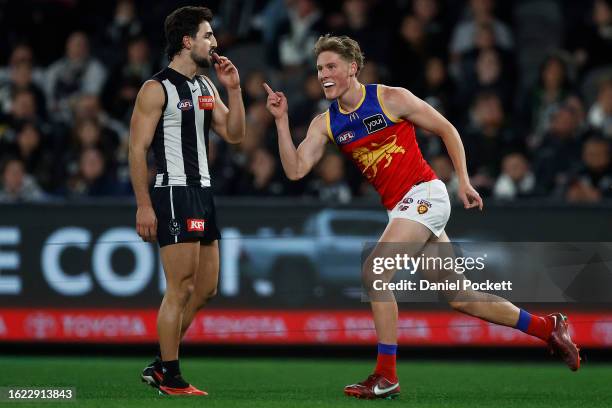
xmin=64 ymin=147 xmax=118 ymax=198
xmin=97 ymin=0 xmax=143 ymax=68
xmin=532 ymin=104 xmax=583 ymax=195
xmin=358 ymin=61 xmax=384 ymax=85
xmin=234 ymin=147 xmax=287 ymax=196
xmin=0 ymin=157 xmax=45 ymax=202
xmin=214 ymin=0 xmax=266 ymax=46
xmin=72 ymin=94 xmax=125 ymax=148
xmin=267 ymin=0 xmax=324 ymax=69
xmin=449 ymin=0 xmax=513 ymax=59
xmin=421 ymin=56 xmax=457 ymax=120
xmin=459 ymin=48 xmax=514 ymax=111
xmin=307 ymin=149 xmax=352 ymax=204
xmin=243 ymin=70 xmax=269 ymax=107
xmin=453 ymin=21 xmax=515 ymax=103
xmin=411 ymin=0 xmax=448 ymax=53
xmin=0 ymin=61 xmax=47 ymax=120
xmin=0 ymin=1 xmax=609 ymax=203
xmin=290 ymin=73 xmax=326 ymax=128
xmin=523 ymin=54 xmax=574 ymax=138
xmin=2 ymin=122 xmax=54 ymax=191
xmin=102 ymin=35 xmax=154 ymax=125
xmin=588 ymin=78 xmax=612 ymax=138
xmin=390 ymin=14 xmax=430 ymax=92
xmin=565 ymin=0 xmax=612 ymax=77
xmin=0 ymin=89 xmax=40 ymax=130
xmin=430 ymin=154 xmax=459 ymax=203
xmin=0 ymin=44 xmax=45 ymax=86
xmin=565 ymin=137 xmax=612 ymax=202
xmin=334 ymin=0 xmax=389 ymax=65
xmin=463 ymin=92 xmax=522 ymax=195
xmin=493 ymin=152 xmax=536 ymax=200
xmin=44 ymin=32 xmax=107 ymax=122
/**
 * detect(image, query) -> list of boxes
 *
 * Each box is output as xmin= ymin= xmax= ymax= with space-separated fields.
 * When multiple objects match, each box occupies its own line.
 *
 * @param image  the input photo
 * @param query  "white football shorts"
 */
xmin=387 ymin=179 xmax=451 ymax=237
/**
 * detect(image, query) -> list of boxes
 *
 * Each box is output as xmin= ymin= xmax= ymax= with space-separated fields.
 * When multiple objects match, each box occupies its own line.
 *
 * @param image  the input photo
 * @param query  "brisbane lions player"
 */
xmin=264 ymin=35 xmax=580 ymax=400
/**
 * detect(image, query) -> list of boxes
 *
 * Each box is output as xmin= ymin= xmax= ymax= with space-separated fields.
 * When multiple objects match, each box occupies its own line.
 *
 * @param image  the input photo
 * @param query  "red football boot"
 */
xmin=547 ymin=313 xmax=581 ymax=371
xmin=344 ymin=374 xmax=400 ymax=399
xmin=158 ymin=375 xmax=208 ymax=396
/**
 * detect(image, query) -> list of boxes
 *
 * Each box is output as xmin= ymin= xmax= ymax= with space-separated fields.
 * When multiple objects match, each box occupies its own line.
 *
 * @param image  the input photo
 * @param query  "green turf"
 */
xmin=0 ymin=356 xmax=610 ymax=407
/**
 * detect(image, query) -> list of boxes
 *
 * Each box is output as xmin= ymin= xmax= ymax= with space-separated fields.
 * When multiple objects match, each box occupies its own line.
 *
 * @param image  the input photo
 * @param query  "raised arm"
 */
xmin=379 ymin=85 xmax=483 ymax=210
xmin=208 ymin=53 xmax=245 ymax=144
xmin=128 ymin=80 xmax=165 ymax=242
xmin=263 ymin=83 xmax=329 ymax=180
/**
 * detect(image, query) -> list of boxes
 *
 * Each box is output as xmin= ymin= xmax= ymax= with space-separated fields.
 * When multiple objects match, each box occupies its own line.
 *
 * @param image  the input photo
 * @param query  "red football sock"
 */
xmin=374 ymin=353 xmax=397 ymax=381
xmin=525 ymin=314 xmax=555 ymax=341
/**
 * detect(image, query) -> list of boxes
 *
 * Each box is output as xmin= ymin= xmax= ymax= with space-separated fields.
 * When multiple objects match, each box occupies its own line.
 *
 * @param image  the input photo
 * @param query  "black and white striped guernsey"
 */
xmin=150 ymin=67 xmax=214 ymax=188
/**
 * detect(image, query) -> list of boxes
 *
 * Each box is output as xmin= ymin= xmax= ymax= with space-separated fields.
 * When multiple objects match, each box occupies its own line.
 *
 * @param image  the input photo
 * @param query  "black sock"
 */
xmin=162 ymin=359 xmax=180 ymax=378
xmin=152 ymin=347 xmax=162 ymax=371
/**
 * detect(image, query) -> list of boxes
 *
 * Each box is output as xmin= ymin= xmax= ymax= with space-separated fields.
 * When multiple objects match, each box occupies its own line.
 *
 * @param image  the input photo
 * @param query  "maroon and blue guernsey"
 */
xmin=326 ymin=84 xmax=437 ymax=209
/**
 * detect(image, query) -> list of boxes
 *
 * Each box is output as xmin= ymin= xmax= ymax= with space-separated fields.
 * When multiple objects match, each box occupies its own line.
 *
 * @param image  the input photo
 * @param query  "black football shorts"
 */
xmin=151 ymin=186 xmax=221 ymax=247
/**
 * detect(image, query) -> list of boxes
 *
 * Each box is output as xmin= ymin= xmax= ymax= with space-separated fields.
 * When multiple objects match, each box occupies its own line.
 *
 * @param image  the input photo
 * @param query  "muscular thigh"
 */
xmin=193 ymin=240 xmax=219 ymax=295
xmin=160 ymin=241 xmax=201 ymax=289
xmin=365 ymin=218 xmax=433 ymax=286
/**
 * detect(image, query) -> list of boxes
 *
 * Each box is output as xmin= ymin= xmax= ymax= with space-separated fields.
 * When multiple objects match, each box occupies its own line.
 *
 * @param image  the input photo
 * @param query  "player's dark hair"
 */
xmin=314 ymin=34 xmax=365 ymax=74
xmin=164 ymin=6 xmax=213 ymax=61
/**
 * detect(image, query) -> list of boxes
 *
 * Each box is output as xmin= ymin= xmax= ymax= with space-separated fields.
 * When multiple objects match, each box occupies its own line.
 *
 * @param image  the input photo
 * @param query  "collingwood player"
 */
xmin=129 ymin=6 xmax=245 ymax=396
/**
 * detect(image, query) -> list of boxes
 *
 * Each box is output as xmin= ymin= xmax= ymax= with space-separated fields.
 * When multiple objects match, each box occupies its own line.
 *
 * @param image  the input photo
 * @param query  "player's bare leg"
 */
xmin=426 ymin=232 xmax=520 ymax=326
xmin=151 ymin=241 xmax=208 ymax=395
xmin=368 ymin=219 xmax=432 ymax=344
xmin=345 ymin=219 xmax=431 ymax=399
xmin=180 ymin=240 xmax=219 ymax=340
xmin=424 ymin=232 xmax=580 ymax=371
xmin=159 ymin=242 xmax=200 ymax=361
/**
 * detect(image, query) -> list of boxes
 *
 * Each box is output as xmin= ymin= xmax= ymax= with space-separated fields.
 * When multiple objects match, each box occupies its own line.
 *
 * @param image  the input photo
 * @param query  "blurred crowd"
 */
xmin=0 ymin=0 xmax=611 ymax=204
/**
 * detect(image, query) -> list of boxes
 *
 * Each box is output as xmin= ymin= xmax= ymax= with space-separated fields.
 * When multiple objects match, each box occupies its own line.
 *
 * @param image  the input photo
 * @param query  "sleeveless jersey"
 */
xmin=150 ymin=67 xmax=214 ymax=188
xmin=327 ymin=84 xmax=437 ymax=209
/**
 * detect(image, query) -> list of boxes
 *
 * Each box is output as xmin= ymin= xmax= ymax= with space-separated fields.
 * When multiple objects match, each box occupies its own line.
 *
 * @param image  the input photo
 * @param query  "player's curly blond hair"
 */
xmin=314 ymin=34 xmax=365 ymax=74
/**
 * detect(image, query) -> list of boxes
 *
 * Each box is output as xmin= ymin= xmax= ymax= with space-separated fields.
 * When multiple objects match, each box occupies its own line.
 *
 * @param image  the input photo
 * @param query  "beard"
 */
xmin=192 ymin=50 xmax=211 ymax=68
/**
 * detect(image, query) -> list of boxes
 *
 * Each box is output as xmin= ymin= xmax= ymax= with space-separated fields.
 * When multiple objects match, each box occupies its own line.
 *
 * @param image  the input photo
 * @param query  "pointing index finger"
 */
xmin=262 ymin=82 xmax=275 ymax=96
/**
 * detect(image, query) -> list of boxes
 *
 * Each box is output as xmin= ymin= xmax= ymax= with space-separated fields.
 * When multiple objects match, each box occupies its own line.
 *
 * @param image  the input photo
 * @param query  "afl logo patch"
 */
xmin=177 ymin=99 xmax=194 ymax=111
xmin=169 ymin=219 xmax=181 ymax=235
xmin=337 ymin=131 xmax=355 ymax=144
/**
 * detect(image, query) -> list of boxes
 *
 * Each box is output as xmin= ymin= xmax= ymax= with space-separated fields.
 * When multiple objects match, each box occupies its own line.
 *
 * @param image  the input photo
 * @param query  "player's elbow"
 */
xmin=286 ymin=172 xmax=300 ymax=181
xmin=438 ymin=123 xmax=460 ymax=141
xmin=286 ymin=168 xmax=306 ymax=181
xmin=224 ymin=129 xmax=245 ymax=144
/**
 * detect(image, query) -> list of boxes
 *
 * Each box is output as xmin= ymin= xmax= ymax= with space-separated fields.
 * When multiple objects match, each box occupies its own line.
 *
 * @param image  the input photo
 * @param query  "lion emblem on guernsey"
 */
xmin=352 ymin=135 xmax=405 ymax=180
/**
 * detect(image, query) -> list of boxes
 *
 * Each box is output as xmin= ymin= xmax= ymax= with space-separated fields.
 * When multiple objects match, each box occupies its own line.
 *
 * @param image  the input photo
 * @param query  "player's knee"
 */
xmin=361 ymin=269 xmax=377 ymax=292
xmin=171 ymin=280 xmax=195 ymax=305
xmin=206 ymin=286 xmax=218 ymax=300
xmin=449 ymin=300 xmax=470 ymax=313
xmin=193 ymin=286 xmax=217 ymax=310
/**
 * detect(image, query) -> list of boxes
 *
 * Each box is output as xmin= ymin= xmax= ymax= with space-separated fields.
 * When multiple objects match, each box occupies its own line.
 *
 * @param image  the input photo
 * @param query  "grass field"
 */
xmin=0 ymin=356 xmax=610 ymax=408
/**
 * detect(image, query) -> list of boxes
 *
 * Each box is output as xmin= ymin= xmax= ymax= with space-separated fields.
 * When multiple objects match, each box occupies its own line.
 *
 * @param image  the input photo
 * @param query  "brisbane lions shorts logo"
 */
xmin=417 ymin=199 xmax=432 ymax=214
xmin=177 ymin=99 xmax=194 ymax=111
xmin=187 ymin=218 xmax=206 ymax=232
